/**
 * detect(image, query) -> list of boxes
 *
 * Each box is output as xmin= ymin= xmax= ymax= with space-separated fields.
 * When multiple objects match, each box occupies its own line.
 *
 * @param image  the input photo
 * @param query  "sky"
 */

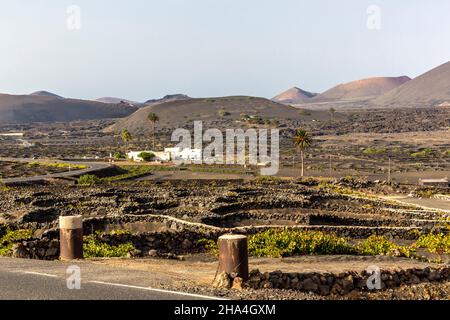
xmin=0 ymin=0 xmax=449 ymax=101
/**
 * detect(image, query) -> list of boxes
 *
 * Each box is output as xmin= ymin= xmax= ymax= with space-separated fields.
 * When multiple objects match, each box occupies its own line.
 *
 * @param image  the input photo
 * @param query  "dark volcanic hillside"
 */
xmin=373 ymin=61 xmax=450 ymax=108
xmin=272 ymin=87 xmax=317 ymax=104
xmin=145 ymin=94 xmax=191 ymax=104
xmin=0 ymin=93 xmax=138 ymax=124
xmin=96 ymin=97 xmax=140 ymax=105
xmin=30 ymin=91 xmax=64 ymax=99
xmin=107 ymin=96 xmax=330 ymax=134
xmin=311 ymin=76 xmax=411 ymax=103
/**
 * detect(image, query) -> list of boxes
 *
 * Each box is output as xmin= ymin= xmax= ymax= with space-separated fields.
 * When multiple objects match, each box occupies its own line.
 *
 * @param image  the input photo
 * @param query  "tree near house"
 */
xmin=138 ymin=152 xmax=155 ymax=162
xmin=293 ymin=129 xmax=312 ymax=177
xmin=147 ymin=112 xmax=159 ymax=150
xmin=121 ymin=129 xmax=132 ymax=154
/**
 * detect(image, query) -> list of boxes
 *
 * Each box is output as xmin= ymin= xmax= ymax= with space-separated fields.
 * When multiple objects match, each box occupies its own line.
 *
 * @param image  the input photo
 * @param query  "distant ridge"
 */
xmin=96 ymin=97 xmax=140 ymax=106
xmin=372 ymin=61 xmax=450 ymax=108
xmin=272 ymin=87 xmax=317 ymax=104
xmin=145 ymin=94 xmax=191 ymax=105
xmin=0 ymin=92 xmax=138 ymax=124
xmin=106 ymin=95 xmax=334 ymax=134
xmin=30 ymin=90 xmax=64 ymax=99
xmin=311 ymin=76 xmax=411 ymax=103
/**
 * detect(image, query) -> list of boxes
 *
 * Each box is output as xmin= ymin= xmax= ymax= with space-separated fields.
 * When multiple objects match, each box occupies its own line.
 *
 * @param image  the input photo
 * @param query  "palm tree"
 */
xmin=147 ymin=112 xmax=159 ymax=150
xmin=293 ymin=129 xmax=312 ymax=177
xmin=121 ymin=129 xmax=132 ymax=154
xmin=329 ymin=107 xmax=336 ymax=122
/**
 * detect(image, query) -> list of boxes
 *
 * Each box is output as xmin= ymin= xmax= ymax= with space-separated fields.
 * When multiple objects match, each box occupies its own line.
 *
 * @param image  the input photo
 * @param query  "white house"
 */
xmin=164 ymin=147 xmax=181 ymax=159
xmin=418 ymin=178 xmax=449 ymax=187
xmin=127 ymin=151 xmax=171 ymax=162
xmin=164 ymin=147 xmax=202 ymax=161
xmin=153 ymin=151 xmax=171 ymax=161
xmin=0 ymin=132 xmax=24 ymax=137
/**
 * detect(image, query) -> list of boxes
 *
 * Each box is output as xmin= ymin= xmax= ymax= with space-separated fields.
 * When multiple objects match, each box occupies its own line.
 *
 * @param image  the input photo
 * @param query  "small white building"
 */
xmin=127 ymin=151 xmax=171 ymax=162
xmin=0 ymin=132 xmax=24 ymax=137
xmin=418 ymin=178 xmax=449 ymax=187
xmin=153 ymin=151 xmax=171 ymax=161
xmin=164 ymin=147 xmax=202 ymax=161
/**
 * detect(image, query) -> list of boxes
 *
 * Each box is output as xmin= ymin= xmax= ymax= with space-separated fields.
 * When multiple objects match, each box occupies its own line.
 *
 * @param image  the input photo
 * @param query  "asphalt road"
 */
xmin=0 ymin=258 xmax=221 ymax=300
xmin=386 ymin=195 xmax=450 ymax=212
xmin=0 ymin=271 xmax=190 ymax=300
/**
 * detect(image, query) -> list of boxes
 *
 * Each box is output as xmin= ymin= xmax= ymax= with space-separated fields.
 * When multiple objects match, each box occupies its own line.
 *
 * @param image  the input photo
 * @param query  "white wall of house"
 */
xmin=127 ymin=151 xmax=171 ymax=162
xmin=164 ymin=147 xmax=202 ymax=161
xmin=127 ymin=151 xmax=146 ymax=162
xmin=153 ymin=151 xmax=171 ymax=161
xmin=128 ymin=148 xmax=203 ymax=162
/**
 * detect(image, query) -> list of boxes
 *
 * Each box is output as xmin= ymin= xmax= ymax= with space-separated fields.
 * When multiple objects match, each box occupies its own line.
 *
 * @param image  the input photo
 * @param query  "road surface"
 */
xmin=0 ymin=257 xmax=222 ymax=300
xmin=386 ymin=195 xmax=450 ymax=212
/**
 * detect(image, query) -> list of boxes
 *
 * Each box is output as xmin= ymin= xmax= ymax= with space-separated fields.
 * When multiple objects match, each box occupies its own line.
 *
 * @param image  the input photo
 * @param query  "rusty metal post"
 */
xmin=218 ymin=234 xmax=249 ymax=281
xmin=59 ymin=215 xmax=83 ymax=260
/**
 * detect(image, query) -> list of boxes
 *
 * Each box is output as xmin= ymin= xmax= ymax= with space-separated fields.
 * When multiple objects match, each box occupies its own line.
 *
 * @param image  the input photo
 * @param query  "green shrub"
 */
xmin=201 ymin=231 xmax=417 ymax=258
xmin=0 ymin=228 xmax=33 ymax=256
xmin=113 ymin=152 xmax=126 ymax=159
xmin=413 ymin=188 xmax=436 ymax=198
xmin=77 ymin=174 xmax=100 ymax=186
xmin=29 ymin=162 xmax=86 ymax=170
xmin=218 ymin=109 xmax=231 ymax=117
xmin=83 ymin=235 xmax=135 ymax=258
xmin=197 ymin=239 xmax=219 ymax=255
xmin=414 ymin=233 xmax=450 ymax=255
xmin=138 ymin=152 xmax=155 ymax=162
xmin=103 ymin=165 xmax=159 ymax=182
xmin=247 ymin=230 xmax=355 ymax=257
xmin=411 ymin=148 xmax=433 ymax=157
xmin=356 ymin=235 xmax=398 ymax=255
xmin=254 ymin=176 xmax=282 ymax=185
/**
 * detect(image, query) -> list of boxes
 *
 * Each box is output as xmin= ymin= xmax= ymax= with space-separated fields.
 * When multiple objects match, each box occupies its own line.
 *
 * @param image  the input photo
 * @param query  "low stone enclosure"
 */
xmin=219 ymin=266 xmax=450 ymax=296
xmin=10 ymin=212 xmax=445 ymax=260
xmin=1 ymin=180 xmax=450 ymax=296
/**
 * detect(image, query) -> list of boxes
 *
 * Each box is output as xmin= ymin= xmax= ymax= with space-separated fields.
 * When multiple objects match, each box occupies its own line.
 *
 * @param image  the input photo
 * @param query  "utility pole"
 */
xmin=388 ymin=157 xmax=391 ymax=184
xmin=329 ymin=154 xmax=332 ymax=177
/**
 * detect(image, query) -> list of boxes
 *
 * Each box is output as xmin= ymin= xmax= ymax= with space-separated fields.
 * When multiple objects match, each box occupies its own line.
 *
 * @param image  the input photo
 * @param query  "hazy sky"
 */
xmin=1 ymin=0 xmax=449 ymax=101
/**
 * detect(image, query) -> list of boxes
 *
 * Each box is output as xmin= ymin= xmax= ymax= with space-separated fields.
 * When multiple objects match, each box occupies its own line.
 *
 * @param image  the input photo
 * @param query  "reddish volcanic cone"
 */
xmin=312 ymin=76 xmax=411 ymax=103
xmin=272 ymin=87 xmax=318 ymax=104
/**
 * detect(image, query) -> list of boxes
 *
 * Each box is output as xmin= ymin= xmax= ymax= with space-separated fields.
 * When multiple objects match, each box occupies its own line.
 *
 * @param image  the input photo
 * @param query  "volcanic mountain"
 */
xmin=372 ymin=61 xmax=450 ymax=108
xmin=311 ymin=76 xmax=411 ymax=103
xmin=106 ymin=96 xmax=334 ymax=134
xmin=30 ymin=90 xmax=64 ymax=99
xmin=0 ymin=93 xmax=138 ymax=124
xmin=145 ymin=94 xmax=191 ymax=105
xmin=96 ymin=97 xmax=140 ymax=106
xmin=272 ymin=87 xmax=318 ymax=104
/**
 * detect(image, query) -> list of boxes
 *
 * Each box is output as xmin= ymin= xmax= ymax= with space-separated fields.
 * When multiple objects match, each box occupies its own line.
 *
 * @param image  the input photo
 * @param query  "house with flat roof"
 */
xmin=418 ymin=178 xmax=449 ymax=187
xmin=127 ymin=151 xmax=171 ymax=162
xmin=164 ymin=147 xmax=202 ymax=161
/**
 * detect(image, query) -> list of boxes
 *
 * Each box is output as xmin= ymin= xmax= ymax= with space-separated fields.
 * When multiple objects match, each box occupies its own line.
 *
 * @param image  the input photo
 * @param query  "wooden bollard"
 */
xmin=59 ymin=215 xmax=83 ymax=260
xmin=218 ymin=234 xmax=249 ymax=281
